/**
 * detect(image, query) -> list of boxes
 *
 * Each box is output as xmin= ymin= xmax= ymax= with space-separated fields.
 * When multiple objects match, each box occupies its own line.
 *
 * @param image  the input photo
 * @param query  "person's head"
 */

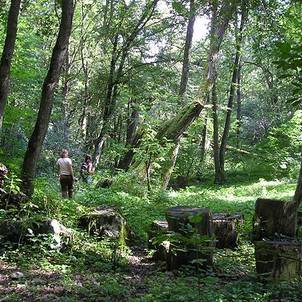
xmin=61 ymin=149 xmax=69 ymax=158
xmin=85 ymin=154 xmax=92 ymax=162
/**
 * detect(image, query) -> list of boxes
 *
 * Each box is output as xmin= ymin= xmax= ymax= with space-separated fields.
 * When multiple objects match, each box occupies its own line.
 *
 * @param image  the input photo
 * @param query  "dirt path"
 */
xmin=125 ymin=246 xmax=162 ymax=297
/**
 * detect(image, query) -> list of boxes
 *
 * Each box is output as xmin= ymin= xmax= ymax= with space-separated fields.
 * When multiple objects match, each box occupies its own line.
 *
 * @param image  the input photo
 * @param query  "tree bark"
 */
xmin=78 ymin=2 xmax=90 ymax=142
xmin=212 ymin=80 xmax=222 ymax=184
xmin=294 ymin=153 xmax=302 ymax=204
xmin=200 ymin=118 xmax=208 ymax=164
xmin=162 ymin=139 xmax=180 ymax=189
xmin=218 ymin=5 xmax=247 ymax=183
xmin=236 ymin=62 xmax=242 ymax=148
xmin=126 ymin=100 xmax=139 ymax=146
xmin=178 ymin=0 xmax=196 ymax=100
xmin=61 ymin=47 xmax=70 ymax=144
xmin=21 ymin=0 xmax=75 ymax=196
xmin=0 ymin=0 xmax=21 ymax=129
xmin=116 ymin=129 xmax=143 ymax=170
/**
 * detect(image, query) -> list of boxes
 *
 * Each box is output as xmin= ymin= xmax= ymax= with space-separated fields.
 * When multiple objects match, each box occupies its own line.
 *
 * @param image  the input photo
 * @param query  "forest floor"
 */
xmin=1 ymin=177 xmax=302 ymax=301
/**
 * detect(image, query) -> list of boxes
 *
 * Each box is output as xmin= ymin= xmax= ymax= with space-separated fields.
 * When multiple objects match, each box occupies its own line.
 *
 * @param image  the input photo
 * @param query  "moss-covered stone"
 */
xmin=78 ymin=205 xmax=130 ymax=246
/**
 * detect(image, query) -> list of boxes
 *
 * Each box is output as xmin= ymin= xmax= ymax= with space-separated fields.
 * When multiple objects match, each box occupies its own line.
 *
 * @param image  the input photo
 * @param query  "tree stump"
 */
xmin=166 ymin=206 xmax=212 ymax=235
xmin=255 ymin=240 xmax=302 ymax=281
xmin=212 ymin=213 xmax=244 ymax=249
xmin=78 ymin=205 xmax=130 ymax=245
xmin=148 ymin=220 xmax=168 ymax=243
xmin=148 ymin=220 xmax=169 ymax=261
xmin=253 ymin=198 xmax=297 ymax=241
xmin=165 ymin=206 xmax=213 ymax=270
xmin=297 ymin=210 xmax=302 ymax=237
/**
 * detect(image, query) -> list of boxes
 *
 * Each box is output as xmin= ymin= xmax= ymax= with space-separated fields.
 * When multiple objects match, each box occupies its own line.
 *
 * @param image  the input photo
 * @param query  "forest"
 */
xmin=0 ymin=0 xmax=302 ymax=301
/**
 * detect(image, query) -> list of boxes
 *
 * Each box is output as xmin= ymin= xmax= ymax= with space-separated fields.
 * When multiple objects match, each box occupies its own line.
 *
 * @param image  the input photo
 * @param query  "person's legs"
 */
xmin=67 ymin=176 xmax=73 ymax=199
xmin=60 ymin=176 xmax=68 ymax=198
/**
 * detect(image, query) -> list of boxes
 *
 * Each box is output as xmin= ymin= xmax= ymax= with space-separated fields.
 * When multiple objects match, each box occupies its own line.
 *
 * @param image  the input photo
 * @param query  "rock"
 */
xmin=79 ymin=205 xmax=130 ymax=245
xmin=0 ymin=190 xmax=28 ymax=209
xmin=148 ymin=220 xmax=169 ymax=261
xmin=0 ymin=219 xmax=29 ymax=245
xmin=0 ymin=218 xmax=72 ymax=251
xmin=36 ymin=219 xmax=73 ymax=250
xmin=153 ymin=241 xmax=170 ymax=261
xmin=10 ymin=272 xmax=24 ymax=279
xmin=212 ymin=213 xmax=244 ymax=249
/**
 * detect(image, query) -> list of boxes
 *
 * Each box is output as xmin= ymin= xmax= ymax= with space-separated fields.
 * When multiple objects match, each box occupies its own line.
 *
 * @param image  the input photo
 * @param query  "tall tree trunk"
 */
xmin=200 ymin=119 xmax=208 ymax=164
xmin=199 ymin=94 xmax=210 ymax=172
xmin=78 ymin=2 xmax=90 ymax=142
xmin=126 ymin=100 xmax=139 ymax=146
xmin=212 ymin=81 xmax=221 ymax=184
xmin=236 ymin=62 xmax=242 ymax=148
xmin=162 ymin=139 xmax=180 ymax=189
xmin=117 ymin=129 xmax=143 ymax=170
xmin=218 ymin=5 xmax=246 ymax=182
xmin=61 ymin=47 xmax=70 ymax=144
xmin=0 ymin=0 xmax=21 ymax=129
xmin=92 ymin=33 xmax=118 ymax=167
xmin=178 ymin=0 xmax=196 ymax=100
xmin=21 ymin=0 xmax=74 ymax=196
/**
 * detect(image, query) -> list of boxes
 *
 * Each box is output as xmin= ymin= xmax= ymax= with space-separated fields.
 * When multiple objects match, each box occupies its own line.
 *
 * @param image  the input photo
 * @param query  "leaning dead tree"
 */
xmin=162 ymin=0 xmax=197 ymax=189
xmin=21 ymin=0 xmax=75 ymax=196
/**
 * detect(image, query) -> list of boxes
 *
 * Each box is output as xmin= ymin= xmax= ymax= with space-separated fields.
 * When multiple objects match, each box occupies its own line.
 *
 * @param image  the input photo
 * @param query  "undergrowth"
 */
xmin=0 ymin=175 xmax=301 ymax=301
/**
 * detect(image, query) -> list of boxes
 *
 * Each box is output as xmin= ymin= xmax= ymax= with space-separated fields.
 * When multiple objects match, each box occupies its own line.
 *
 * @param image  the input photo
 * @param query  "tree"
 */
xmin=212 ymin=2 xmax=247 ymax=183
xmin=118 ymin=0 xmax=238 ymax=185
xmin=92 ymin=0 xmax=160 ymax=168
xmin=21 ymin=0 xmax=75 ymax=196
xmin=162 ymin=0 xmax=197 ymax=189
xmin=0 ymin=0 xmax=22 ymax=129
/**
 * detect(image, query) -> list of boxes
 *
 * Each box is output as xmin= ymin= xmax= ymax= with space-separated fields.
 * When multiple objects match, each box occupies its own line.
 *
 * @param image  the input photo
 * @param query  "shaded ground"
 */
xmin=0 ymin=247 xmax=160 ymax=302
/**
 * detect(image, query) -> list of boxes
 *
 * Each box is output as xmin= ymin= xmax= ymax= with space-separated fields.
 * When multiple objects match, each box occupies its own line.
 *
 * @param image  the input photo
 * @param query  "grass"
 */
xmin=0 ymin=176 xmax=301 ymax=301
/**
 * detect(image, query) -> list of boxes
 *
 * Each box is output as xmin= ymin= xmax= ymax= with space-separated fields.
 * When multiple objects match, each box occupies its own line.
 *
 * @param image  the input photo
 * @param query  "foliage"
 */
xmin=1 ymin=0 xmax=302 ymax=300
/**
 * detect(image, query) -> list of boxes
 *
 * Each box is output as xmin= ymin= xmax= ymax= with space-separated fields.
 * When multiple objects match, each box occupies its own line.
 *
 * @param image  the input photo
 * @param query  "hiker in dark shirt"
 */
xmin=0 ymin=163 xmax=8 ymax=189
xmin=80 ymin=155 xmax=94 ymax=183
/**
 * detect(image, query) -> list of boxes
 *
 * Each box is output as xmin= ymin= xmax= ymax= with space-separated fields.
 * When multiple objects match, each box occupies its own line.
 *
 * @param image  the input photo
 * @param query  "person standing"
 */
xmin=0 ymin=163 xmax=8 ymax=188
xmin=80 ymin=154 xmax=94 ymax=183
xmin=57 ymin=149 xmax=74 ymax=198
